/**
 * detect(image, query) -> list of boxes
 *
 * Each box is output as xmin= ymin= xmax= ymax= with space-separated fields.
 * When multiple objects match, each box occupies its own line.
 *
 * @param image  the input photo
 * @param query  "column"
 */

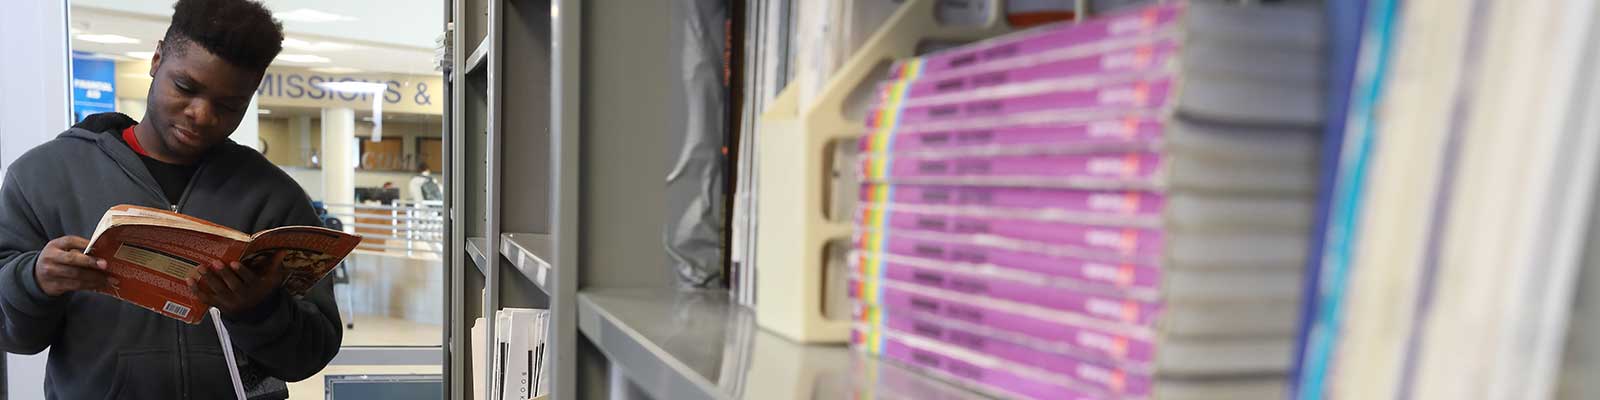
xmin=293 ymin=115 xmax=314 ymax=166
xmin=322 ymin=108 xmax=356 ymax=216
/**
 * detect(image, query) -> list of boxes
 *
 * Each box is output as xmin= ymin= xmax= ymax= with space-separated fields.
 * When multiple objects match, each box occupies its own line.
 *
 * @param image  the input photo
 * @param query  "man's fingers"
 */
xmin=231 ymin=261 xmax=260 ymax=284
xmin=45 ymin=263 xmax=108 ymax=282
xmin=189 ymin=281 xmax=230 ymax=310
xmin=188 ymin=276 xmax=203 ymax=296
xmin=49 ymin=250 xmax=102 ymax=269
xmin=34 ymin=236 xmax=106 ymax=296
xmin=46 ymin=266 xmax=108 ymax=290
xmin=52 ymin=236 xmax=91 ymax=252
xmin=198 ymin=266 xmax=232 ymax=297
xmin=211 ymin=263 xmax=247 ymax=293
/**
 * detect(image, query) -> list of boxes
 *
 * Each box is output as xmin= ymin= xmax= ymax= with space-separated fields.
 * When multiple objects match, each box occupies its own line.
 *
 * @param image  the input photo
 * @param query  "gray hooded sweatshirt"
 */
xmin=0 ymin=113 xmax=342 ymax=399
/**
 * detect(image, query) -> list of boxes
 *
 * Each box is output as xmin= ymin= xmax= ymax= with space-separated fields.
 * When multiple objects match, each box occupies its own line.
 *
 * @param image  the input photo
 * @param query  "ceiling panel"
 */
xmin=71 ymin=0 xmax=443 ymax=48
xmin=70 ymin=0 xmax=441 ymax=76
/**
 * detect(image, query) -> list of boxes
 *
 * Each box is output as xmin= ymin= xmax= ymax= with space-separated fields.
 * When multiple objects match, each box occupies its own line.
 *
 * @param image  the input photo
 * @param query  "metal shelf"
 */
xmin=576 ymin=289 xmax=990 ymax=400
xmin=465 ymin=236 xmax=489 ymax=275
xmin=465 ymin=34 xmax=490 ymax=75
xmin=499 ymin=232 xmax=553 ymax=293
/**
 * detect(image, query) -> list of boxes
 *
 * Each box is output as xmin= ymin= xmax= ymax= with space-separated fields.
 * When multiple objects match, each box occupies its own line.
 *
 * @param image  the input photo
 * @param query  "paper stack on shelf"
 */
xmin=490 ymin=308 xmax=551 ymax=400
xmin=846 ymin=2 xmax=1325 ymax=399
xmin=473 ymin=317 xmax=487 ymax=400
xmin=1298 ymin=0 xmax=1600 ymax=397
xmin=730 ymin=0 xmax=801 ymax=308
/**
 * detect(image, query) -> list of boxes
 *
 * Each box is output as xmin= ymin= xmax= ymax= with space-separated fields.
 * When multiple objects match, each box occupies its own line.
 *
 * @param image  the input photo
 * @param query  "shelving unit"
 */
xmin=464 ymin=35 xmax=491 ymax=75
xmin=578 ymin=289 xmax=991 ymax=400
xmin=444 ymin=0 xmax=576 ymax=398
xmin=500 ymin=233 xmax=554 ymax=292
xmin=464 ymin=237 xmax=488 ymax=276
xmin=445 ymin=0 xmax=1000 ymax=399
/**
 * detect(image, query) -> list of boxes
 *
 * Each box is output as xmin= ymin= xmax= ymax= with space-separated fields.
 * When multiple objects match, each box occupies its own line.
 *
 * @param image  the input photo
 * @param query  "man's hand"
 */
xmin=34 ymin=236 xmax=110 ymax=297
xmin=189 ymin=250 xmax=288 ymax=316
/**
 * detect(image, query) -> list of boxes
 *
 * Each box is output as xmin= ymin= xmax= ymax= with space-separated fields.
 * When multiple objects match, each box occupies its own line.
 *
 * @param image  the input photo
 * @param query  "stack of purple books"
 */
xmin=847 ymin=2 xmax=1326 ymax=399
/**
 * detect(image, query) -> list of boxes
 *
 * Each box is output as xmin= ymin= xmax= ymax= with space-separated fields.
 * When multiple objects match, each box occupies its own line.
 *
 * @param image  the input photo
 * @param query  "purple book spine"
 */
xmin=875 ymin=78 xmax=1176 ymax=128
xmin=878 ymin=335 xmax=1104 ymax=400
xmin=859 ymin=185 xmax=1166 ymax=216
xmin=890 ymin=3 xmax=1185 ymax=80
xmin=864 ymin=231 xmax=1164 ymax=291
xmin=859 ymin=115 xmax=1167 ymax=155
xmin=899 ymin=41 xmax=1181 ymax=100
xmin=865 ymin=152 xmax=1163 ymax=184
xmin=884 ymin=311 xmax=1155 ymax=396
xmin=876 ymin=258 xmax=1162 ymax=325
xmin=869 ymin=207 xmax=1165 ymax=258
xmin=872 ymin=283 xmax=1158 ymax=363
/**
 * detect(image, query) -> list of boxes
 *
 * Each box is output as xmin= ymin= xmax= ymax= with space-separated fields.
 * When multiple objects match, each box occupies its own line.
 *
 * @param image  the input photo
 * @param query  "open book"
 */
xmin=84 ymin=205 xmax=361 ymax=324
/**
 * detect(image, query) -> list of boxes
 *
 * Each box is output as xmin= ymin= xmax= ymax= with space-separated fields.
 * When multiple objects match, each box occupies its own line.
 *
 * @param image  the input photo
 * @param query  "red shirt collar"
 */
xmin=121 ymin=125 xmax=149 ymax=156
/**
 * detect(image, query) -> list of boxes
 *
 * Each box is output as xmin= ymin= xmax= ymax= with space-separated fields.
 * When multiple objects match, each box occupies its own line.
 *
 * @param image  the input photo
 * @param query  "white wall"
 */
xmin=0 ymin=0 xmax=70 ymax=397
xmin=1 ymin=0 xmax=72 ymax=175
xmin=234 ymin=95 xmax=262 ymax=151
xmin=282 ymin=167 xmax=326 ymax=201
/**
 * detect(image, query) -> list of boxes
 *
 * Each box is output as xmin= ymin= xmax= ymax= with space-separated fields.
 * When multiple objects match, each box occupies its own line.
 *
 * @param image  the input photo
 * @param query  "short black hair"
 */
xmin=160 ymin=0 xmax=284 ymax=73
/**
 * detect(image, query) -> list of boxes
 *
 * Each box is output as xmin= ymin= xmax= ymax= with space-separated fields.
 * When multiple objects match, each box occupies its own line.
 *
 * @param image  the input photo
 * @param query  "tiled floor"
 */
xmin=288 ymin=315 xmax=444 ymax=399
xmin=341 ymin=314 xmax=442 ymax=347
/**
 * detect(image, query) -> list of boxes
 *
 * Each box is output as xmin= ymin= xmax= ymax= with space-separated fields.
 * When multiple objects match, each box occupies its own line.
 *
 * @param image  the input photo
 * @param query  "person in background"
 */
xmin=0 ymin=0 xmax=341 ymax=398
xmin=410 ymin=162 xmax=443 ymax=202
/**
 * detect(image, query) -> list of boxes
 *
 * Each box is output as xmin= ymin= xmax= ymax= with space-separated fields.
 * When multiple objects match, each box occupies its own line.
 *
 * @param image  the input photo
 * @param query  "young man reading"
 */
xmin=0 ymin=1 xmax=341 ymax=398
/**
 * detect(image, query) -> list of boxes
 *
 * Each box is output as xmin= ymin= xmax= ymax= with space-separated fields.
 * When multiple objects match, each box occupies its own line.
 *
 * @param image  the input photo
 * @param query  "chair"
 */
xmin=313 ymin=201 xmax=358 ymax=330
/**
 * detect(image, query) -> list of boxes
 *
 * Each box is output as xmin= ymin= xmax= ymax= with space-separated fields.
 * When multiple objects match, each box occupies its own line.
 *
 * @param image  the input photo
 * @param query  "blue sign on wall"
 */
xmin=71 ymin=51 xmax=118 ymax=122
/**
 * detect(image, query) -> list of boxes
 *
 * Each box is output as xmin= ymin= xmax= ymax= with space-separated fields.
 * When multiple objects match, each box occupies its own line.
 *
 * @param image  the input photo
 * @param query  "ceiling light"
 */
xmin=276 ymin=9 xmax=356 ymax=23
xmin=314 ymin=81 xmax=387 ymax=94
xmin=76 ymin=34 xmax=140 ymax=44
xmin=282 ymin=37 xmax=355 ymax=52
xmin=258 ymin=109 xmax=273 ymax=115
xmin=277 ymin=54 xmax=331 ymax=64
xmin=309 ymin=67 xmax=363 ymax=74
xmin=125 ymin=51 xmax=155 ymax=60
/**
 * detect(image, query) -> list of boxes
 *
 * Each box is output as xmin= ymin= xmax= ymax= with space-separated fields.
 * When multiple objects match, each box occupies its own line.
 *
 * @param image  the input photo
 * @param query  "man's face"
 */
xmin=145 ymin=40 xmax=260 ymax=159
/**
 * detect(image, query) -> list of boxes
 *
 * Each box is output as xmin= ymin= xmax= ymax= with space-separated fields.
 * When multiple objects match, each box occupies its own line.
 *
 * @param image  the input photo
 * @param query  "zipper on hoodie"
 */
xmin=171 ymin=162 xmax=206 ymax=400
xmin=93 ymin=125 xmax=211 ymax=398
xmin=105 ymin=130 xmax=221 ymax=400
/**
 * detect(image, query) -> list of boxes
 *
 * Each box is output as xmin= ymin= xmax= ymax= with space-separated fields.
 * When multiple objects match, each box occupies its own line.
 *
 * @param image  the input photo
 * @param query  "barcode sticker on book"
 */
xmin=163 ymin=301 xmax=191 ymax=318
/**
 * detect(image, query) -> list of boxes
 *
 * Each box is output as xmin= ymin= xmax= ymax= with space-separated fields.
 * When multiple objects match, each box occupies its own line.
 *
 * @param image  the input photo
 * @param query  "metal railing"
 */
xmin=325 ymin=201 xmax=445 ymax=258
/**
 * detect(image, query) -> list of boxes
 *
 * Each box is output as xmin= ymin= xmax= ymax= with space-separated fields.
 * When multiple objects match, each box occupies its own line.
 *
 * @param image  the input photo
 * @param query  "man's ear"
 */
xmin=148 ymin=42 xmax=163 ymax=78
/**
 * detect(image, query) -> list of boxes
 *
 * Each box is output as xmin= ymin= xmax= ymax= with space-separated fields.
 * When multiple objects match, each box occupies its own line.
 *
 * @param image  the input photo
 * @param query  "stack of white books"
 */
xmin=474 ymin=308 xmax=551 ymax=400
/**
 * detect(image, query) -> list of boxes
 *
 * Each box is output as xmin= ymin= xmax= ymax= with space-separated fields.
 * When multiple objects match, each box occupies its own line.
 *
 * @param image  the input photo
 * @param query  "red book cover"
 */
xmin=84 ymin=205 xmax=360 ymax=324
